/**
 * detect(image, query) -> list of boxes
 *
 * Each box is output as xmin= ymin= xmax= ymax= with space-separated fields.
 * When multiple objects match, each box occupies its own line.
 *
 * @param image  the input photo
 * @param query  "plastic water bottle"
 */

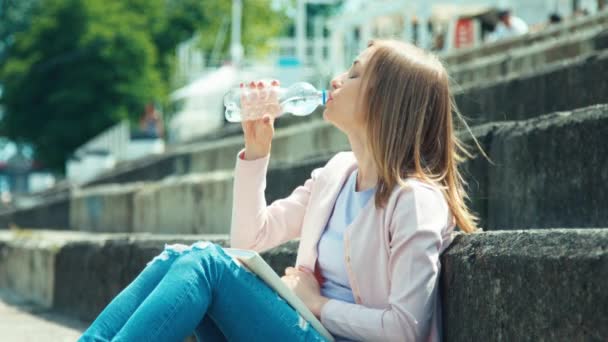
xmin=224 ymin=82 xmax=328 ymax=122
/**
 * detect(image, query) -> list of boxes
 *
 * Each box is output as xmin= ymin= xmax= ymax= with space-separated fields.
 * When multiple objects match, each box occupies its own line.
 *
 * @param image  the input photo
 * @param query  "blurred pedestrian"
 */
xmin=138 ymin=103 xmax=164 ymax=139
xmin=549 ymin=12 xmax=563 ymax=24
xmin=486 ymin=9 xmax=529 ymax=42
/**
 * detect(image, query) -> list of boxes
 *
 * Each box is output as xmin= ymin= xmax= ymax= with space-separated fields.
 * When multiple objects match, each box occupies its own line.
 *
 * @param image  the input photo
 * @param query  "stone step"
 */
xmin=440 ymin=228 xmax=607 ymax=341
xmin=2 ymin=104 xmax=605 ymax=233
xmin=61 ymin=103 xmax=608 ymax=234
xmin=0 ymin=228 xmax=605 ymax=341
xmin=454 ymin=49 xmax=608 ymax=125
xmin=441 ymin=9 xmax=608 ymax=66
xmin=0 ymin=195 xmax=70 ymax=230
xmin=449 ymin=26 xmax=608 ymax=88
xmin=461 ymin=103 xmax=608 ymax=230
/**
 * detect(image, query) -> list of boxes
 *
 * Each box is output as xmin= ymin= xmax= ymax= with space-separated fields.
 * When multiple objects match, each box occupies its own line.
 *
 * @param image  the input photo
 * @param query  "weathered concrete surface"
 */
xmin=486 ymin=104 xmax=608 ymax=229
xmin=85 ymin=153 xmax=178 ymax=187
xmin=53 ymin=233 xmax=230 ymax=322
xmin=0 ymin=229 xmax=290 ymax=323
xmin=179 ymin=119 xmax=348 ymax=175
xmin=70 ymin=182 xmax=147 ymax=233
xmin=135 ymin=104 xmax=608 ymax=233
xmin=132 ymin=154 xmax=334 ymax=235
xmin=133 ymin=171 xmax=234 ymax=234
xmin=0 ymin=288 xmax=86 ymax=341
xmin=456 ymin=122 xmax=497 ymax=230
xmin=0 ymin=230 xmax=87 ymax=308
xmin=450 ymin=27 xmax=608 ymax=88
xmin=0 ymin=196 xmax=69 ymax=229
xmin=454 ymin=50 xmax=608 ymax=124
xmin=441 ymin=228 xmax=608 ymax=342
xmin=2 ymin=228 xmax=607 ymax=341
xmin=55 ymin=104 xmax=608 ymax=235
xmin=441 ymin=9 xmax=608 ymax=66
xmin=458 ymin=103 xmax=608 ymax=230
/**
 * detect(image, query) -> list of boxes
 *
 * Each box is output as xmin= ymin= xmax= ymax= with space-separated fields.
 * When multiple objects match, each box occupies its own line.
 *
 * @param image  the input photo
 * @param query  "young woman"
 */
xmin=80 ymin=39 xmax=480 ymax=342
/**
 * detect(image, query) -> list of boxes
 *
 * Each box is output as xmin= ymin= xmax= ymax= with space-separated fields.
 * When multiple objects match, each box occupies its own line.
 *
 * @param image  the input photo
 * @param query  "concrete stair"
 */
xmin=2 ymin=103 xmax=605 ymax=234
xmin=449 ymin=25 xmax=608 ymax=88
xmin=58 ymin=103 xmax=607 ymax=234
xmin=440 ymin=9 xmax=608 ymax=66
xmin=0 ymin=228 xmax=605 ymax=341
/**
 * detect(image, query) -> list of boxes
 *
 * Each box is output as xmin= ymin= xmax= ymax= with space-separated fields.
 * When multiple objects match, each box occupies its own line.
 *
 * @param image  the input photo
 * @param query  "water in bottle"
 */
xmin=224 ymin=82 xmax=327 ymax=122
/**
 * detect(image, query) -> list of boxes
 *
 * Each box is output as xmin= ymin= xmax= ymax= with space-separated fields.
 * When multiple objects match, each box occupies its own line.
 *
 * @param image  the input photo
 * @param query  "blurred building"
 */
xmin=164 ymin=0 xmax=605 ymax=145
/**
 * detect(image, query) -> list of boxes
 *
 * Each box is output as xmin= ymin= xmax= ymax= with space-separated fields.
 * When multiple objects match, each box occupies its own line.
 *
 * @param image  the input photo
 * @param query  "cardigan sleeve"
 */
xmin=320 ymin=184 xmax=448 ymax=342
xmin=230 ymin=149 xmax=324 ymax=253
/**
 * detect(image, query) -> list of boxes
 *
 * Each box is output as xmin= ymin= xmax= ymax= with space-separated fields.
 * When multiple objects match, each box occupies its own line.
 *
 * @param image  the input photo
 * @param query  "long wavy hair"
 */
xmin=361 ymin=39 xmax=485 ymax=233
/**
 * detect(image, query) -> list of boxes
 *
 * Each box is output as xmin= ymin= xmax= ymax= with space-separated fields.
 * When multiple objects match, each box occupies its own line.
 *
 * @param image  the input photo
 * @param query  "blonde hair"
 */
xmin=361 ymin=39 xmax=484 ymax=233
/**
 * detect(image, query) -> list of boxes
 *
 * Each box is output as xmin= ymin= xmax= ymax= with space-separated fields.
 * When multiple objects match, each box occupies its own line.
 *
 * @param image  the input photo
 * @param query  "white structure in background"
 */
xmin=323 ymin=0 xmax=605 ymax=74
xmin=66 ymin=121 xmax=165 ymax=184
xmin=168 ymin=65 xmax=239 ymax=143
xmin=166 ymin=0 xmax=325 ymax=144
xmin=167 ymin=61 xmax=319 ymax=143
xmin=175 ymin=35 xmax=206 ymax=85
xmin=326 ymin=0 xmax=414 ymax=75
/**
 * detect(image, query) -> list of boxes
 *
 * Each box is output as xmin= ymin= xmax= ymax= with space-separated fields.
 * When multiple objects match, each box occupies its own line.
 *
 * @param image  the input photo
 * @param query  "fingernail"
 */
xmin=271 ymin=80 xmax=279 ymax=86
xmin=257 ymin=81 xmax=264 ymax=89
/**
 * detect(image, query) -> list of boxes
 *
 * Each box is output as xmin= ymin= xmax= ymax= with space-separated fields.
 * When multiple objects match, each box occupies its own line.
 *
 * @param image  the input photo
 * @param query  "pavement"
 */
xmin=0 ymin=289 xmax=86 ymax=342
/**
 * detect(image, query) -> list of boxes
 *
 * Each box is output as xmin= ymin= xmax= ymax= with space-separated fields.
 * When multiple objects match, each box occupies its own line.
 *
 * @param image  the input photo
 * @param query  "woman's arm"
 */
xmin=230 ymin=149 xmax=323 ymax=253
xmin=320 ymin=186 xmax=448 ymax=342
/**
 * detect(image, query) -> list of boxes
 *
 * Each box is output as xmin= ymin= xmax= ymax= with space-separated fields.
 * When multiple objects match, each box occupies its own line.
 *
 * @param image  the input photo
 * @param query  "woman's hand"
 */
xmin=281 ymin=266 xmax=330 ymax=318
xmin=240 ymin=80 xmax=281 ymax=160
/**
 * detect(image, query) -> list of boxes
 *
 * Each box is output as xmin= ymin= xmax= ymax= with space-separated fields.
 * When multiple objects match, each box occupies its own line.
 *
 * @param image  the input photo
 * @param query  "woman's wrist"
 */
xmin=312 ymin=296 xmax=330 ymax=319
xmin=244 ymin=147 xmax=270 ymax=160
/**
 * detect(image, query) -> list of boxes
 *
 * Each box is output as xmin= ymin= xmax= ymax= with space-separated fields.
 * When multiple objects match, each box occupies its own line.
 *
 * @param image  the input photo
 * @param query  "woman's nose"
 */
xmin=331 ymin=77 xmax=341 ymax=90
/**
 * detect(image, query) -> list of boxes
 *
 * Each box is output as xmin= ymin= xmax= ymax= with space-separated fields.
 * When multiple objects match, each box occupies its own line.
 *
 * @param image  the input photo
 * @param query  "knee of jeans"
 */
xmin=147 ymin=240 xmax=219 ymax=266
xmin=170 ymin=242 xmax=225 ymax=270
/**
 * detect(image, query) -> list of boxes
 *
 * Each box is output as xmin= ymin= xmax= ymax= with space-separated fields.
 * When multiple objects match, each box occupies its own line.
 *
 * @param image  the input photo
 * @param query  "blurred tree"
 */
xmin=0 ymin=0 xmax=288 ymax=172
xmin=122 ymin=0 xmax=289 ymax=85
xmin=0 ymin=0 xmax=162 ymax=171
xmin=0 ymin=0 xmax=40 ymax=67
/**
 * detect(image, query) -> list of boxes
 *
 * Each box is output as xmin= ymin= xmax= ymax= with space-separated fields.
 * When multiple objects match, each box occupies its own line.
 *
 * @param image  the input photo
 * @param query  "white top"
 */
xmin=487 ymin=16 xmax=529 ymax=42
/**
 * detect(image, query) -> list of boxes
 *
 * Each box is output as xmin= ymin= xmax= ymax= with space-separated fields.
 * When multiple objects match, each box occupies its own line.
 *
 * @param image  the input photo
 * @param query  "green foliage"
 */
xmin=0 ymin=0 xmax=40 ymax=65
xmin=0 ymin=0 xmax=162 ymax=171
xmin=0 ymin=0 xmax=288 ymax=172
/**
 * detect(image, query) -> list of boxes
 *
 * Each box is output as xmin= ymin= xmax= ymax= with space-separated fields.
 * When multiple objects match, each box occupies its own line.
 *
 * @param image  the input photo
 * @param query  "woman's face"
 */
xmin=323 ymin=47 xmax=375 ymax=136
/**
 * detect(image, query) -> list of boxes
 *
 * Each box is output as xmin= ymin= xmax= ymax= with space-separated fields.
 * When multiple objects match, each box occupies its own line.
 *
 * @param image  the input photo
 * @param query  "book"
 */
xmin=223 ymin=248 xmax=335 ymax=342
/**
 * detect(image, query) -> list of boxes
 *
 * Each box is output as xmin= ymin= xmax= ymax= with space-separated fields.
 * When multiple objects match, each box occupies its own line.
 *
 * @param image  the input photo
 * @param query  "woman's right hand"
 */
xmin=241 ymin=80 xmax=281 ymax=160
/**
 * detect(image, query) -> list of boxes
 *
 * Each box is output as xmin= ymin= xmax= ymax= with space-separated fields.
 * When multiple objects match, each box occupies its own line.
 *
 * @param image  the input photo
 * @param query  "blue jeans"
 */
xmin=79 ymin=241 xmax=328 ymax=342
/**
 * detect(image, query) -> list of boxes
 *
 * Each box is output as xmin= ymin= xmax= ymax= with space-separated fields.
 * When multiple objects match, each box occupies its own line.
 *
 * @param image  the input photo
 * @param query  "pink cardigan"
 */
xmin=230 ymin=150 xmax=456 ymax=342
